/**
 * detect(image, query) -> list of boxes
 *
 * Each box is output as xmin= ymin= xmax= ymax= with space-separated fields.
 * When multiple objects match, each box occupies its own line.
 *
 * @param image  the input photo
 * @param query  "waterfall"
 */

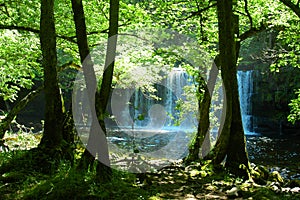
xmin=237 ymin=70 xmax=258 ymax=136
xmin=130 ymin=68 xmax=193 ymax=129
xmin=111 ymin=69 xmax=257 ymax=135
xmin=164 ymin=68 xmax=190 ymax=127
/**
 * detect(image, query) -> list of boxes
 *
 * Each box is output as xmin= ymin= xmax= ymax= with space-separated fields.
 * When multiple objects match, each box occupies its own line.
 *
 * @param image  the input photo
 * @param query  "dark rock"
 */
xmin=288 ymin=180 xmax=300 ymax=188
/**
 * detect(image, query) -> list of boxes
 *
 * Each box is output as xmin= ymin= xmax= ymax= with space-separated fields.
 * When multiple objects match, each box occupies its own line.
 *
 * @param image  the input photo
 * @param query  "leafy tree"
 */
xmin=96 ymin=0 xmax=120 ymax=180
xmin=0 ymin=0 xmax=298 ymax=180
xmin=0 ymin=29 xmax=42 ymax=142
xmin=276 ymin=0 xmax=300 ymax=124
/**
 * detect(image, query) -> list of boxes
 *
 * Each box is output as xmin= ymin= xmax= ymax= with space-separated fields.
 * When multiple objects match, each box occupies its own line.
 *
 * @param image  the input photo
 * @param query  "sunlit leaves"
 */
xmin=271 ymin=19 xmax=300 ymax=72
xmin=113 ymin=32 xmax=168 ymax=90
xmin=0 ymin=30 xmax=41 ymax=101
xmin=0 ymin=0 xmax=40 ymax=29
xmin=138 ymin=0 xmax=218 ymax=51
xmin=288 ymin=89 xmax=300 ymax=124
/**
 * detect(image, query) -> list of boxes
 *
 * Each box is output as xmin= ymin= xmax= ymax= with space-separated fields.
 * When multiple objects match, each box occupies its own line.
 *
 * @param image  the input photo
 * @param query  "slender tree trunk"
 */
xmin=185 ymin=77 xmax=211 ymax=163
xmin=96 ymin=0 xmax=119 ymax=130
xmin=71 ymin=0 xmax=111 ymax=180
xmin=210 ymin=0 xmax=250 ymax=177
xmin=95 ymin=0 xmax=119 ymax=180
xmin=39 ymin=0 xmax=64 ymax=148
xmin=0 ymin=86 xmax=43 ymax=140
xmin=185 ymin=57 xmax=219 ymax=163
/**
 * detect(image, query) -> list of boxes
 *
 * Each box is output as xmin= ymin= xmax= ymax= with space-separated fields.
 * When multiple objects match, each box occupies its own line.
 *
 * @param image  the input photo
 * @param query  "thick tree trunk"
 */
xmin=39 ymin=0 xmax=64 ymax=148
xmin=210 ymin=0 xmax=250 ymax=177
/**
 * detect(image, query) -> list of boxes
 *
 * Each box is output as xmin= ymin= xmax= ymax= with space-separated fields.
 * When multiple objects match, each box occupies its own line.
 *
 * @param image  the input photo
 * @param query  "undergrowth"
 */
xmin=1 ymin=149 xmax=300 ymax=200
xmin=0 ymin=131 xmax=300 ymax=199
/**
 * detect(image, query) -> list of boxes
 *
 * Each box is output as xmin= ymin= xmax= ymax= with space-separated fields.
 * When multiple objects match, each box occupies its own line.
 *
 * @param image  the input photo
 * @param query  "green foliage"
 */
xmin=1 ymin=1 xmax=300 ymax=199
xmin=235 ymin=0 xmax=300 ymax=123
xmin=288 ymin=89 xmax=300 ymax=124
xmin=0 ymin=30 xmax=41 ymax=101
xmin=270 ymin=18 xmax=300 ymax=72
xmin=0 ymin=0 xmax=42 ymax=100
xmin=3 ymin=128 xmax=41 ymax=151
xmin=0 ymin=0 xmax=40 ymax=28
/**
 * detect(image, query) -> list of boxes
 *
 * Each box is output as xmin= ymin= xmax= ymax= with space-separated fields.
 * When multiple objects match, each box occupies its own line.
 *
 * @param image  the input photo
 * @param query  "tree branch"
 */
xmin=280 ymin=0 xmax=300 ymax=18
xmin=0 ymin=24 xmax=39 ymax=34
xmin=85 ymin=20 xmax=130 ymax=36
xmin=184 ymin=3 xmax=217 ymax=20
xmin=239 ymin=24 xmax=266 ymax=42
xmin=0 ymin=24 xmax=76 ymax=43
xmin=0 ymin=86 xmax=43 ymax=139
xmin=0 ymin=21 xmax=130 ymax=43
xmin=244 ymin=0 xmax=253 ymax=28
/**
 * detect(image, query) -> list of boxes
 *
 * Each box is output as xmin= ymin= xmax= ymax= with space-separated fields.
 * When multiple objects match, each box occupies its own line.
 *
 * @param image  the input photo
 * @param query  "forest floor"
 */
xmin=0 ymin=132 xmax=300 ymax=199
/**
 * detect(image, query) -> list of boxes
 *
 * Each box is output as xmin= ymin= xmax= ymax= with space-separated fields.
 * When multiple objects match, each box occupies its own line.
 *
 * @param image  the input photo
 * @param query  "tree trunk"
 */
xmin=0 ymin=86 xmax=43 ymax=140
xmin=210 ymin=0 xmax=250 ymax=177
xmin=96 ymin=0 xmax=119 ymax=131
xmin=95 ymin=0 xmax=119 ymax=181
xmin=185 ymin=57 xmax=219 ymax=163
xmin=39 ymin=0 xmax=64 ymax=148
xmin=185 ymin=76 xmax=211 ymax=163
xmin=71 ymin=0 xmax=111 ymax=180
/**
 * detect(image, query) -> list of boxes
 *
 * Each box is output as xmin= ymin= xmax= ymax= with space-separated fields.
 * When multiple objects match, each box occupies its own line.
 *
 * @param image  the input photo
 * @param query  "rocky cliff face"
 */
xmin=249 ymin=67 xmax=300 ymax=136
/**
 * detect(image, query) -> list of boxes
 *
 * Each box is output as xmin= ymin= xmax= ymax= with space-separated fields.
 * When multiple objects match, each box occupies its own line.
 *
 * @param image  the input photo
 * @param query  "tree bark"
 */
xmin=185 ymin=70 xmax=212 ymax=162
xmin=210 ymin=0 xmax=250 ymax=177
xmin=95 ymin=0 xmax=119 ymax=181
xmin=185 ymin=56 xmax=220 ymax=163
xmin=280 ymin=0 xmax=300 ymax=18
xmin=71 ymin=0 xmax=111 ymax=180
xmin=0 ymin=86 xmax=43 ymax=139
xmin=187 ymin=80 xmax=211 ymax=162
xmin=96 ymin=0 xmax=119 ymax=131
xmin=39 ymin=0 xmax=64 ymax=148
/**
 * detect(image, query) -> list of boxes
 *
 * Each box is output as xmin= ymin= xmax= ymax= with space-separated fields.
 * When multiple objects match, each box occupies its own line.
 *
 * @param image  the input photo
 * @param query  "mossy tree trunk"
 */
xmin=185 ymin=56 xmax=220 ymax=164
xmin=185 ymin=76 xmax=211 ymax=163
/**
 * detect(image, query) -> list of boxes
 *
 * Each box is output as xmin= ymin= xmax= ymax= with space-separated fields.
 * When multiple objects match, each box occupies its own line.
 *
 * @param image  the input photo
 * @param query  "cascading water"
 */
xmin=237 ymin=70 xmax=258 ymax=136
xmin=132 ymin=68 xmax=192 ymax=129
xmin=107 ymin=68 xmax=195 ymax=166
